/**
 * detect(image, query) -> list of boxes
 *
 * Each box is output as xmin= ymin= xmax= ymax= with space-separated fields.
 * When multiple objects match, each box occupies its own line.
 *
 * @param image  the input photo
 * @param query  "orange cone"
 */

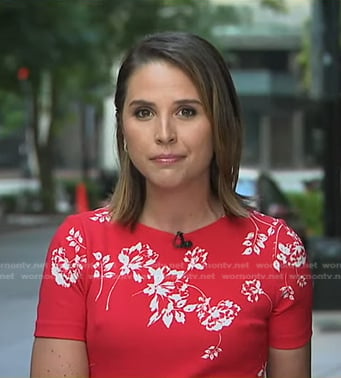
xmin=75 ymin=182 xmax=90 ymax=213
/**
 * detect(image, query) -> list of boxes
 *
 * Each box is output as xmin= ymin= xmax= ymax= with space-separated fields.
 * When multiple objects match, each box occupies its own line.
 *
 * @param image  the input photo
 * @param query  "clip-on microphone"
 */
xmin=173 ymin=231 xmax=193 ymax=249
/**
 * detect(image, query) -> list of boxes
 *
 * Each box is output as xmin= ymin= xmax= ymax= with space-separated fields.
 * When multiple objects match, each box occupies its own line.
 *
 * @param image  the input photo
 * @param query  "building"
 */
xmin=212 ymin=0 xmax=320 ymax=170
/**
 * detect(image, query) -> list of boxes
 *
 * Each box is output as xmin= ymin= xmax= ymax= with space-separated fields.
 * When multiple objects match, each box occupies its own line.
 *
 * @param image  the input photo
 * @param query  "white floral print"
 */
xmin=93 ymin=252 xmax=115 ymax=278
xmin=280 ymin=285 xmax=295 ymax=300
xmin=242 ymin=231 xmax=268 ymax=256
xmin=273 ymin=240 xmax=306 ymax=273
xmin=93 ymin=252 xmax=116 ymax=301
xmin=90 ymin=209 xmax=111 ymax=223
xmin=66 ymin=227 xmax=84 ymax=253
xmin=297 ymin=275 xmax=307 ymax=287
xmin=143 ymin=267 xmax=190 ymax=327
xmin=200 ymin=299 xmax=241 ymax=331
xmin=49 ymin=208 xmax=310 ymax=367
xmin=99 ymin=242 xmax=160 ymax=311
xmin=242 ymin=212 xmax=308 ymax=304
xmin=257 ymin=362 xmax=267 ymax=377
xmin=242 ymin=212 xmax=278 ymax=256
xmin=184 ymin=247 xmax=208 ymax=270
xmin=51 ymin=247 xmax=87 ymax=288
xmin=118 ymin=242 xmax=159 ymax=282
xmin=51 ymin=227 xmax=87 ymax=287
xmin=241 ymin=279 xmax=264 ymax=303
xmin=148 ymin=292 xmax=191 ymax=328
xmin=96 ymin=242 xmax=241 ymax=360
xmin=241 ymin=279 xmax=273 ymax=311
xmin=288 ymin=242 xmax=306 ymax=267
xmin=196 ymin=296 xmax=212 ymax=320
xmin=202 ymin=345 xmax=223 ymax=360
xmin=61 ymin=234 xmax=242 ymax=360
xmin=143 ymin=266 xmax=187 ymax=298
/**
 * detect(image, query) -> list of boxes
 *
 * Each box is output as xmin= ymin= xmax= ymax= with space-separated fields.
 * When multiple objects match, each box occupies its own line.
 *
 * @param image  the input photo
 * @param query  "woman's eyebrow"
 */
xmin=174 ymin=99 xmax=203 ymax=106
xmin=128 ymin=100 xmax=154 ymax=108
xmin=128 ymin=99 xmax=202 ymax=107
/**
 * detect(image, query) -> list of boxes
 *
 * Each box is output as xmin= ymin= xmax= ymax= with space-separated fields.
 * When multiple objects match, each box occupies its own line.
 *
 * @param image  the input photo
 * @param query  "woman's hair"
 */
xmin=109 ymin=31 xmax=249 ymax=226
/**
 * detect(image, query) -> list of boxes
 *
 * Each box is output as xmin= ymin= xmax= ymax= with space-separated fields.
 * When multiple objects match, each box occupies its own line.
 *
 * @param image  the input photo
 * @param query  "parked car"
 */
xmin=236 ymin=168 xmax=308 ymax=247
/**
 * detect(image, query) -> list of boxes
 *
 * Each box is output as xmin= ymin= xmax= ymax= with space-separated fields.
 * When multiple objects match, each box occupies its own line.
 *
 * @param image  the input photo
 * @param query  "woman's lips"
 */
xmin=151 ymin=155 xmax=184 ymax=164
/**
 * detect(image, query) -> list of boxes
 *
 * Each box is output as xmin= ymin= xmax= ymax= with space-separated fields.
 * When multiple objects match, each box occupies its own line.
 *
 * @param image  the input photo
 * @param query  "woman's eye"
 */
xmin=135 ymin=109 xmax=153 ymax=119
xmin=178 ymin=107 xmax=196 ymax=118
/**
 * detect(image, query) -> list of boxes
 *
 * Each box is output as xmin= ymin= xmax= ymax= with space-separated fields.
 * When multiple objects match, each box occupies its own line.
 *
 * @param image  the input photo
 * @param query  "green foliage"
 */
xmin=0 ymin=194 xmax=17 ymax=214
xmin=0 ymin=190 xmax=42 ymax=214
xmin=0 ymin=0 xmax=287 ymax=213
xmin=296 ymin=19 xmax=311 ymax=93
xmin=287 ymin=190 xmax=324 ymax=237
xmin=0 ymin=0 xmax=290 ymax=97
xmin=260 ymin=0 xmax=287 ymax=13
xmin=0 ymin=0 xmax=115 ymax=97
xmin=296 ymin=4 xmax=341 ymax=94
xmin=61 ymin=178 xmax=104 ymax=211
xmin=0 ymin=91 xmax=24 ymax=134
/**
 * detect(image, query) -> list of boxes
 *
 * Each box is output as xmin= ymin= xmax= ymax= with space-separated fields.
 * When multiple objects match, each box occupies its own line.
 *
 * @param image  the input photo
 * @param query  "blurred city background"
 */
xmin=0 ymin=0 xmax=340 ymax=377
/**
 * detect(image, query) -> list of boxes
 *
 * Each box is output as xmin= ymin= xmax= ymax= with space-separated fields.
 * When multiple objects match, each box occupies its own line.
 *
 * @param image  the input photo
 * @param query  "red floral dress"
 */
xmin=34 ymin=207 xmax=313 ymax=378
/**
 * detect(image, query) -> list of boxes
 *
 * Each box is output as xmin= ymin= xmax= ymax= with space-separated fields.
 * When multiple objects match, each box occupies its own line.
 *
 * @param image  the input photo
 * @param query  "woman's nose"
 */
xmin=154 ymin=116 xmax=177 ymax=144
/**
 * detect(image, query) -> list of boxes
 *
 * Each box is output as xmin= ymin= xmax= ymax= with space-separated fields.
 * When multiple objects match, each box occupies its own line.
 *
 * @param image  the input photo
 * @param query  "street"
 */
xmin=0 ymin=224 xmax=341 ymax=377
xmin=0 ymin=225 xmax=56 ymax=377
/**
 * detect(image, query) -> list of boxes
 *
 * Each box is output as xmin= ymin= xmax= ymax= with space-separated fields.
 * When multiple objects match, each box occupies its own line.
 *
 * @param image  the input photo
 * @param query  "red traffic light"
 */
xmin=17 ymin=67 xmax=30 ymax=80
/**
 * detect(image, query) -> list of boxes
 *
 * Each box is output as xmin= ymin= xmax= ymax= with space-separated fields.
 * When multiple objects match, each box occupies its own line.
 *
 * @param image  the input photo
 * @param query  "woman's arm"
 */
xmin=267 ymin=341 xmax=311 ymax=378
xmin=30 ymin=337 xmax=89 ymax=378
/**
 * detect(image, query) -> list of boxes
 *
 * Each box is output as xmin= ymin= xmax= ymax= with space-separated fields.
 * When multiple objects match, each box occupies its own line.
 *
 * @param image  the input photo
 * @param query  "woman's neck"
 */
xmin=139 ymin=187 xmax=223 ymax=234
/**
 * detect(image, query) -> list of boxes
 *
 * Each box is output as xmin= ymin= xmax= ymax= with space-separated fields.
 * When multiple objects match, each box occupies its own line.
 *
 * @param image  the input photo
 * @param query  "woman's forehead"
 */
xmin=124 ymin=61 xmax=200 ymax=102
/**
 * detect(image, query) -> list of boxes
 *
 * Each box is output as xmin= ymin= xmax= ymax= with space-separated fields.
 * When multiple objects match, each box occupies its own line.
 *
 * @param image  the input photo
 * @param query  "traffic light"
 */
xmin=17 ymin=67 xmax=30 ymax=81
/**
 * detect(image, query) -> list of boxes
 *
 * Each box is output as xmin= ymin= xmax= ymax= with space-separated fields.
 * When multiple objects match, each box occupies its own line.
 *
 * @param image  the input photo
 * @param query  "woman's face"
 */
xmin=122 ymin=60 xmax=213 ymax=191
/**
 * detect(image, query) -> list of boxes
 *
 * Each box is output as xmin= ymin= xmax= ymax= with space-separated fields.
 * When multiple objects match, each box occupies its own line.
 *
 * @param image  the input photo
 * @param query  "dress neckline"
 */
xmin=135 ymin=214 xmax=227 ymax=237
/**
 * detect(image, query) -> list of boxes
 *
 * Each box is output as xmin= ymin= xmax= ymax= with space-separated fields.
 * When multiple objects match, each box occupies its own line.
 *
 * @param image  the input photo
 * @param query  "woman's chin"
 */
xmin=147 ymin=177 xmax=188 ymax=191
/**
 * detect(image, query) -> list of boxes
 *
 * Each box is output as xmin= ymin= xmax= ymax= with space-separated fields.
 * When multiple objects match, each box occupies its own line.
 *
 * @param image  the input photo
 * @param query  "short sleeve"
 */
xmin=268 ymin=220 xmax=313 ymax=349
xmin=34 ymin=214 xmax=89 ymax=341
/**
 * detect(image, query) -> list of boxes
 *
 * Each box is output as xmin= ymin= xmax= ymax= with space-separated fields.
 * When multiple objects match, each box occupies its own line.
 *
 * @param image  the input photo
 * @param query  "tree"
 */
xmin=0 ymin=0 xmax=126 ymax=212
xmin=0 ymin=0 xmax=285 ymax=213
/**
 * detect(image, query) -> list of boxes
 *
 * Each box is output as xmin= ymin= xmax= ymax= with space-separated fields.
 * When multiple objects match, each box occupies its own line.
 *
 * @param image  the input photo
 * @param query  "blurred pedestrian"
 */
xmin=30 ymin=31 xmax=313 ymax=378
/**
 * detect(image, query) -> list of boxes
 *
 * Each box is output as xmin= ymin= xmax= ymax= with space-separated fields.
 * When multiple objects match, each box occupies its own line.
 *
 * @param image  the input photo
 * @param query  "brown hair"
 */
xmin=109 ymin=31 xmax=248 ymax=227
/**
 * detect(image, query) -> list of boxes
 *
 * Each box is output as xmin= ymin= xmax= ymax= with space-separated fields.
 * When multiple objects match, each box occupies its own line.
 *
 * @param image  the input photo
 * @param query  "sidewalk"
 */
xmin=0 ymin=213 xmax=67 ymax=234
xmin=313 ymin=311 xmax=341 ymax=378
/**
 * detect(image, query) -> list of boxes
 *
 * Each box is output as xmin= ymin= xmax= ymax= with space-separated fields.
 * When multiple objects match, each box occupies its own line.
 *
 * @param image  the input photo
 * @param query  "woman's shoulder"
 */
xmin=227 ymin=210 xmax=296 ymax=237
xmin=59 ymin=207 xmax=114 ymax=231
xmin=242 ymin=210 xmax=298 ymax=236
xmin=47 ymin=207 xmax=120 ymax=272
xmin=229 ymin=210 xmax=305 ymax=258
xmin=66 ymin=206 xmax=111 ymax=223
xmin=50 ymin=207 xmax=119 ymax=247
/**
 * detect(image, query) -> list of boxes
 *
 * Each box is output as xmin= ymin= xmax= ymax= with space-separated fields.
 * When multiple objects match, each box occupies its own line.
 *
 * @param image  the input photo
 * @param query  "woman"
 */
xmin=31 ymin=31 xmax=312 ymax=378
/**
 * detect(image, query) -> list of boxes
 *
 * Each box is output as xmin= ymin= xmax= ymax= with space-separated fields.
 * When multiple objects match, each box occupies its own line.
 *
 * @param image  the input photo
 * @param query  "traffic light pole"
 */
xmin=311 ymin=0 xmax=341 ymax=237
